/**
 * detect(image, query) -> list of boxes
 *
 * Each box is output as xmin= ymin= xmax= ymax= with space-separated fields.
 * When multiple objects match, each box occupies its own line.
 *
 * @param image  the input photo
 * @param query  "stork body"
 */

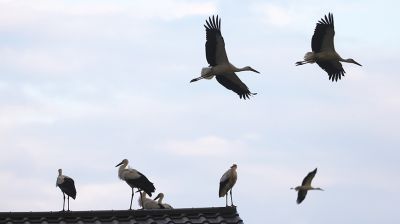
xmin=190 ymin=15 xmax=260 ymax=99
xmin=116 ymin=159 xmax=156 ymax=210
xmin=296 ymin=13 xmax=361 ymax=81
xmin=154 ymin=193 xmax=173 ymax=209
xmin=219 ymin=164 xmax=237 ymax=206
xmin=291 ymin=168 xmax=323 ymax=204
xmin=139 ymin=192 xmax=162 ymax=209
xmin=56 ymin=169 xmax=76 ymax=211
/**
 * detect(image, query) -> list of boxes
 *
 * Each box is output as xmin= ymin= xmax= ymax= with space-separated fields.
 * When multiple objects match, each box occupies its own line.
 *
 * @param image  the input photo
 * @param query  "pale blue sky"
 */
xmin=1 ymin=0 xmax=399 ymax=223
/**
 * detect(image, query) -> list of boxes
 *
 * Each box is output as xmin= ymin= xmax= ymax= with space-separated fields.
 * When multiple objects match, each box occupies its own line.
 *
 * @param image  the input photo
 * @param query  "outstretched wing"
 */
xmin=312 ymin=13 xmax=335 ymax=53
xmin=204 ymin=15 xmax=229 ymax=66
xmin=316 ymin=60 xmax=345 ymax=81
xmin=216 ymin=73 xmax=256 ymax=99
xmin=297 ymin=189 xmax=308 ymax=204
xmin=302 ymin=168 xmax=317 ymax=187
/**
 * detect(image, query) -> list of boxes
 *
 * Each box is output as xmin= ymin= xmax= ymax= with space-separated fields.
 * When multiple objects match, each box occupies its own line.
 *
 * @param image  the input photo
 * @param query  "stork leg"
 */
xmin=129 ymin=188 xmax=134 ymax=210
xmin=67 ymin=196 xmax=70 ymax=211
xmin=230 ymin=189 xmax=234 ymax=206
xmin=62 ymin=193 xmax=66 ymax=211
xmin=225 ymin=194 xmax=228 ymax=207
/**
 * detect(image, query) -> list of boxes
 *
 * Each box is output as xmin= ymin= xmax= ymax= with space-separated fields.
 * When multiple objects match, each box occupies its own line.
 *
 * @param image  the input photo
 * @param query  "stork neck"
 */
xmin=118 ymin=163 xmax=127 ymax=178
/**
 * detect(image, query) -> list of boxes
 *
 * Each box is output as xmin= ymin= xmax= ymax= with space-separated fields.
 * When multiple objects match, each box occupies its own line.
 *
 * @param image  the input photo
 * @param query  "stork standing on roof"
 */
xmin=56 ymin=169 xmax=76 ymax=211
xmin=116 ymin=159 xmax=156 ymax=210
xmin=296 ymin=13 xmax=361 ymax=81
xmin=219 ymin=164 xmax=237 ymax=206
xmin=154 ymin=193 xmax=173 ymax=209
xmin=190 ymin=15 xmax=260 ymax=99
xmin=291 ymin=168 xmax=323 ymax=204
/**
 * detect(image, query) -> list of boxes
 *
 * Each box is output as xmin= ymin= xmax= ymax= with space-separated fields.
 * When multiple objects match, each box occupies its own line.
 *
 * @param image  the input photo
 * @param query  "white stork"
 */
xmin=116 ymin=159 xmax=156 ymax=210
xmin=296 ymin=13 xmax=361 ymax=81
xmin=291 ymin=168 xmax=323 ymax=204
xmin=219 ymin=164 xmax=237 ymax=206
xmin=190 ymin=15 xmax=260 ymax=99
xmin=138 ymin=192 xmax=162 ymax=209
xmin=154 ymin=193 xmax=173 ymax=209
xmin=56 ymin=169 xmax=76 ymax=211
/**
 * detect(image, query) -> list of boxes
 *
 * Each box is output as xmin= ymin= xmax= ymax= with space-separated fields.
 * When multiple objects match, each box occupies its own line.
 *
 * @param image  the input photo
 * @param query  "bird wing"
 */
xmin=58 ymin=177 xmax=77 ymax=199
xmin=301 ymin=168 xmax=317 ymax=187
xmin=316 ymin=60 xmax=345 ymax=81
xmin=297 ymin=189 xmax=308 ymax=204
xmin=216 ymin=73 xmax=255 ymax=99
xmin=126 ymin=171 xmax=156 ymax=196
xmin=122 ymin=168 xmax=141 ymax=180
xmin=312 ymin=13 xmax=335 ymax=53
xmin=204 ymin=15 xmax=229 ymax=66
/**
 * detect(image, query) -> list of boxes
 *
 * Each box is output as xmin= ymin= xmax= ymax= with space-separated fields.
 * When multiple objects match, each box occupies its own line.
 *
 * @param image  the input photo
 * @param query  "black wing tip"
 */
xmin=239 ymin=92 xmax=257 ymax=100
xmin=205 ymin=14 xmax=221 ymax=30
xmin=328 ymin=71 xmax=345 ymax=82
xmin=317 ymin=12 xmax=334 ymax=26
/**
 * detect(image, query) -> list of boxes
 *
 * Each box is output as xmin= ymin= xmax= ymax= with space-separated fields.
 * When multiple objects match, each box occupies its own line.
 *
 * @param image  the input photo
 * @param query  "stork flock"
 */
xmin=53 ymin=12 xmax=357 ymax=211
xmin=191 ymin=13 xmax=361 ymax=98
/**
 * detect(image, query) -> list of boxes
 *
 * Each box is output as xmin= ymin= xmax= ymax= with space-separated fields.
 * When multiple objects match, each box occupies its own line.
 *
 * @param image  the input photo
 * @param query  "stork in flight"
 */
xmin=296 ymin=13 xmax=361 ymax=81
xmin=56 ymin=169 xmax=76 ymax=211
xmin=291 ymin=168 xmax=323 ymax=204
xmin=116 ymin=159 xmax=156 ymax=210
xmin=190 ymin=15 xmax=260 ymax=99
xmin=219 ymin=164 xmax=237 ymax=206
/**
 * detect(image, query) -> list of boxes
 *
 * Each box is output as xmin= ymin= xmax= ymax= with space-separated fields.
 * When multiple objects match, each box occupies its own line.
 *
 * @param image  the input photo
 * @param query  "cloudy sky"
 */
xmin=1 ymin=0 xmax=399 ymax=223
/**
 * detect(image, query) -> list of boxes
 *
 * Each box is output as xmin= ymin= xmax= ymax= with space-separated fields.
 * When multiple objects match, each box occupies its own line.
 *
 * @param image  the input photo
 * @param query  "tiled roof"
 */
xmin=0 ymin=206 xmax=243 ymax=224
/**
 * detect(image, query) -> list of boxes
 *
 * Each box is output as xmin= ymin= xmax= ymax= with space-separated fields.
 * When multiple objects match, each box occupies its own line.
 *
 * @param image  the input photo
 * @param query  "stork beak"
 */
xmin=354 ymin=61 xmax=362 ymax=66
xmin=251 ymin=68 xmax=260 ymax=74
xmin=154 ymin=194 xmax=160 ymax=200
xmin=115 ymin=161 xmax=123 ymax=167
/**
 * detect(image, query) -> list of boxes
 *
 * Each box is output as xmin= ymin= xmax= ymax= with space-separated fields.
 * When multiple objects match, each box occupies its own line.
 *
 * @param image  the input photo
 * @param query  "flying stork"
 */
xmin=190 ymin=15 xmax=260 ymax=99
xmin=154 ymin=193 xmax=173 ymax=209
xmin=116 ymin=159 xmax=156 ymax=210
xmin=295 ymin=13 xmax=362 ymax=81
xmin=291 ymin=168 xmax=323 ymax=204
xmin=219 ymin=164 xmax=237 ymax=206
xmin=56 ymin=169 xmax=76 ymax=211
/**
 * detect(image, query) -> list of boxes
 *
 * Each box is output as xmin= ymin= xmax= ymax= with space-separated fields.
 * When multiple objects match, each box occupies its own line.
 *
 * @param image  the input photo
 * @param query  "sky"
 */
xmin=0 ymin=0 xmax=399 ymax=223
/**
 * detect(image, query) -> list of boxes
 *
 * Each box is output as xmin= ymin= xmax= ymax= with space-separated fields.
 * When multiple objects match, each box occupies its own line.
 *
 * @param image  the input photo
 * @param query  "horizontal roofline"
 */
xmin=0 ymin=206 xmax=238 ymax=219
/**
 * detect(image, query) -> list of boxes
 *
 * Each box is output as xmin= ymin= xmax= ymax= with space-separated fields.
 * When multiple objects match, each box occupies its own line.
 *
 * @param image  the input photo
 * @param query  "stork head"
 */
xmin=116 ymin=159 xmax=129 ymax=167
xmin=231 ymin=164 xmax=237 ymax=169
xmin=154 ymin=193 xmax=164 ymax=201
xmin=58 ymin=169 xmax=62 ymax=175
xmin=244 ymin=66 xmax=260 ymax=73
xmin=347 ymin=59 xmax=362 ymax=66
xmin=315 ymin=187 xmax=324 ymax=191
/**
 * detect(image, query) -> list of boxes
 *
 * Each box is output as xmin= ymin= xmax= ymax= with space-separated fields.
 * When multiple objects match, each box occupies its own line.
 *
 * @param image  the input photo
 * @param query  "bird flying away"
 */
xmin=291 ymin=168 xmax=323 ymax=204
xmin=296 ymin=13 xmax=362 ymax=81
xmin=190 ymin=15 xmax=260 ymax=99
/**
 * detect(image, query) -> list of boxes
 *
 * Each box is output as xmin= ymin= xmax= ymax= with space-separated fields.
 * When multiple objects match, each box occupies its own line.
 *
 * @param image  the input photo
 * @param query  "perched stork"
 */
xmin=219 ymin=164 xmax=237 ymax=206
xmin=154 ymin=193 xmax=173 ymax=209
xmin=190 ymin=15 xmax=260 ymax=99
xmin=296 ymin=13 xmax=361 ymax=81
xmin=56 ymin=169 xmax=76 ymax=211
xmin=139 ymin=192 xmax=162 ymax=209
xmin=116 ymin=159 xmax=156 ymax=210
xmin=291 ymin=168 xmax=323 ymax=204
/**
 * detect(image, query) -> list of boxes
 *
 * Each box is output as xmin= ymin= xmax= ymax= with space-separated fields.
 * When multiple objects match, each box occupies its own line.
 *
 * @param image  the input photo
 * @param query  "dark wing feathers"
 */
xmin=312 ymin=13 xmax=335 ymax=52
xmin=297 ymin=190 xmax=307 ymax=204
xmin=302 ymin=168 xmax=317 ymax=186
xmin=126 ymin=171 xmax=156 ymax=197
xmin=216 ymin=73 xmax=256 ymax=99
xmin=219 ymin=178 xmax=230 ymax=197
xmin=316 ymin=61 xmax=345 ymax=82
xmin=58 ymin=177 xmax=76 ymax=199
xmin=204 ymin=15 xmax=228 ymax=66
